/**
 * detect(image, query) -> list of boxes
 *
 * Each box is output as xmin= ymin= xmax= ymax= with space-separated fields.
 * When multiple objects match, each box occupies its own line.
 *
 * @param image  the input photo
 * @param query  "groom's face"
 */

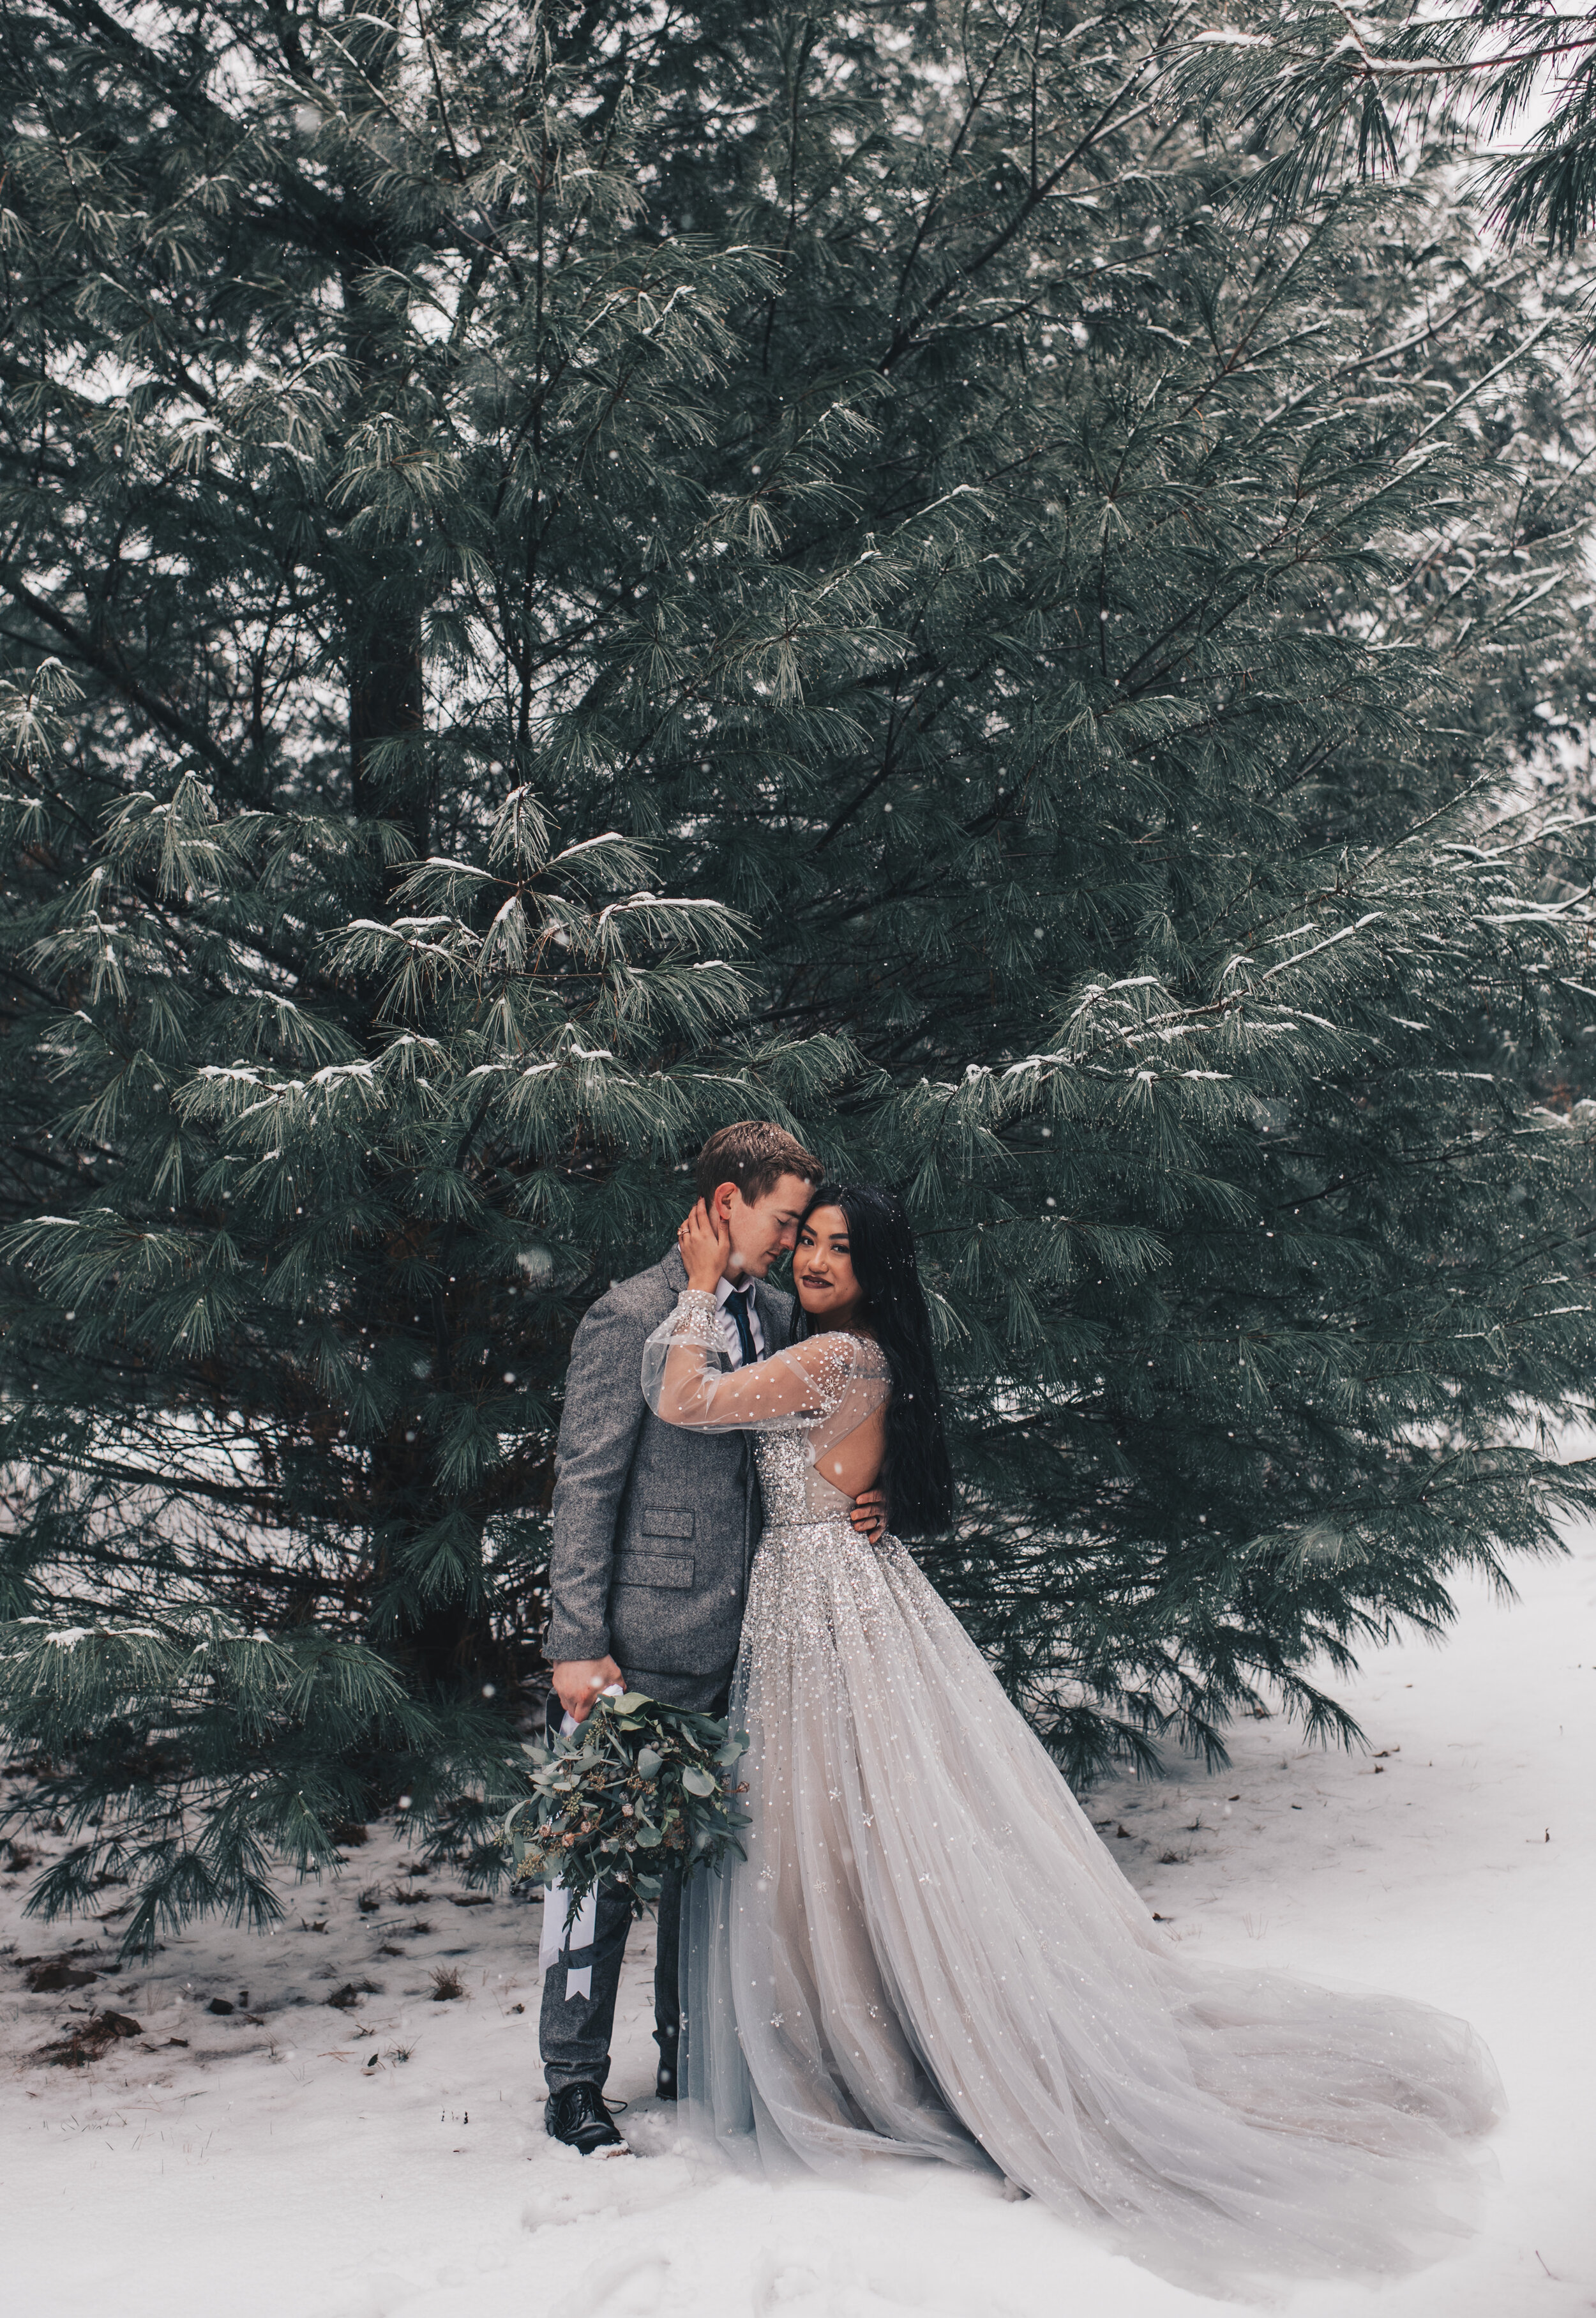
xmin=719 ymin=1172 xmax=817 ymax=1280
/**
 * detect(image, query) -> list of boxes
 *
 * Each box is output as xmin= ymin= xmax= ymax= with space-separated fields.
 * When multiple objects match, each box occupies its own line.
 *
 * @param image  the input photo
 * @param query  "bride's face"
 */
xmin=794 ymin=1206 xmax=866 ymax=1326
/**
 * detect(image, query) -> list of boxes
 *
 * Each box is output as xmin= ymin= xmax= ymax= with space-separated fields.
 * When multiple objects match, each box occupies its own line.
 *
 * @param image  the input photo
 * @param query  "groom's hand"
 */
xmin=850 ymin=1489 xmax=887 ymax=1543
xmin=551 ymin=1656 xmax=624 ymax=1722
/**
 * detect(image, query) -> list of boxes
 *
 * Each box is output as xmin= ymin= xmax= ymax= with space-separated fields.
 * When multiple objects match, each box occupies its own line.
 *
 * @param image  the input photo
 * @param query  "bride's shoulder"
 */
xmin=783 ymin=1330 xmax=887 ymax=1377
xmin=794 ymin=1330 xmax=889 ymax=1377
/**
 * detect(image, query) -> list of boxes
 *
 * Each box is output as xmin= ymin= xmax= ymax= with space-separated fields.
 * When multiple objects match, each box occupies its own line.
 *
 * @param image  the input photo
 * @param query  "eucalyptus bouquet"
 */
xmin=499 ymin=1692 xmax=750 ymax=1913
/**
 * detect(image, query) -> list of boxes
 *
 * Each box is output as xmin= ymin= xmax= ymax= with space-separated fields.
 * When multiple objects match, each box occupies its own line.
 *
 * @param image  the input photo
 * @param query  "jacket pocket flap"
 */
xmin=613 ymin=1552 xmax=695 ymax=1591
xmin=638 ymin=1507 xmax=695 ymax=1539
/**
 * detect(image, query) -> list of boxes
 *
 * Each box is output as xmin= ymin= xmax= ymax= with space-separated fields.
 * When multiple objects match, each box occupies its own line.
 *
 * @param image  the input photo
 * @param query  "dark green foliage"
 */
xmin=1174 ymin=0 xmax=1596 ymax=269
xmin=1 ymin=1612 xmax=461 ymax=1957
xmin=3 ymin=0 xmax=1596 ymax=1943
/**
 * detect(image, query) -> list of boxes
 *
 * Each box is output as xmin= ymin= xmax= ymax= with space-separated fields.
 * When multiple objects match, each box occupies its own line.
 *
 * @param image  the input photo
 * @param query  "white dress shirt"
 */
xmin=714 ymin=1273 xmax=765 ymax=1367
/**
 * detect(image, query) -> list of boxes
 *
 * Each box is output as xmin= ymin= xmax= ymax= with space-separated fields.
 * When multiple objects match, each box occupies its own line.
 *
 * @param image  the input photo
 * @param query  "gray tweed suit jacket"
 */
xmin=544 ymin=1246 xmax=792 ymax=1711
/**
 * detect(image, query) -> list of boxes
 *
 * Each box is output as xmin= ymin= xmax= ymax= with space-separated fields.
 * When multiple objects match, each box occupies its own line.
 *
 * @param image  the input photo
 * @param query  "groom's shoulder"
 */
xmin=759 ymin=1279 xmax=795 ymax=1344
xmin=576 ymin=1252 xmax=677 ymax=1337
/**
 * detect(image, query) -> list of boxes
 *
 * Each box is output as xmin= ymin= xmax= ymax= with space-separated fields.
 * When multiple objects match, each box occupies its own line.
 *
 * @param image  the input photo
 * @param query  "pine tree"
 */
xmin=1171 ymin=0 xmax=1596 ymax=268
xmin=4 ymin=0 xmax=1596 ymax=1947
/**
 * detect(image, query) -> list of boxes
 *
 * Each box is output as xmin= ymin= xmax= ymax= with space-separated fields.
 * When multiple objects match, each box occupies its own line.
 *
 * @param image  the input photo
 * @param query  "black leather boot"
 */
xmin=545 ymin=2081 xmax=628 ymax=2155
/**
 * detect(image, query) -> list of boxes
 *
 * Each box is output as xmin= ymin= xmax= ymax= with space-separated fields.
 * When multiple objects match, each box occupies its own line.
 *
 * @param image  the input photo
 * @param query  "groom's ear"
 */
xmin=710 ymin=1181 xmax=739 ymax=1224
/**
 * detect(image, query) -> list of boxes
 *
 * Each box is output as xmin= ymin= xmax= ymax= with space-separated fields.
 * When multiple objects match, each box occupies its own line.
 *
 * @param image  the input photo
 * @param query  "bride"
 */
xmin=642 ymin=1183 xmax=1502 ymax=2288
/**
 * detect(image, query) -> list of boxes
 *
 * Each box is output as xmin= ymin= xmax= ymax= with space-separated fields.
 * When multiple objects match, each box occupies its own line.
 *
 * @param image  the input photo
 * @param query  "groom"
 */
xmin=539 ymin=1120 xmax=885 ymax=2155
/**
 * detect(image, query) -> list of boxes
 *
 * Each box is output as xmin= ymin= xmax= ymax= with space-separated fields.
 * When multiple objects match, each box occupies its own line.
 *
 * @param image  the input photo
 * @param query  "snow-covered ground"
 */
xmin=3 ymin=1522 xmax=1592 ymax=2318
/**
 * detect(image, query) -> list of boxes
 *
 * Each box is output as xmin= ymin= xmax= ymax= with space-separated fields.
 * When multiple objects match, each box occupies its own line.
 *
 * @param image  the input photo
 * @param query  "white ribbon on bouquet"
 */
xmin=536 ymin=1684 xmax=623 ymax=2001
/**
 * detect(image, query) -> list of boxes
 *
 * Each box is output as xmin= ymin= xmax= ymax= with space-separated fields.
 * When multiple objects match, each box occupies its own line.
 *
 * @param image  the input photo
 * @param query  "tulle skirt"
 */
xmin=680 ymin=1517 xmax=1502 ymax=2291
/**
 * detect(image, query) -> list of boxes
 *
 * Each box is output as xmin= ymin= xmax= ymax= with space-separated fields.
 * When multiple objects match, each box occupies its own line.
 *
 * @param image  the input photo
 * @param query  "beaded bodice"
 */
xmin=642 ymin=1289 xmax=891 ymax=1527
xmin=750 ymin=1423 xmax=851 ymax=1528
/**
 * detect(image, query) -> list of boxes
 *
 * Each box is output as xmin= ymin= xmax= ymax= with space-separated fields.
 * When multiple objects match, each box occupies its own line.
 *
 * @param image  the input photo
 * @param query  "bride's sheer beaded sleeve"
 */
xmin=643 ymin=1289 xmax=885 ymax=1438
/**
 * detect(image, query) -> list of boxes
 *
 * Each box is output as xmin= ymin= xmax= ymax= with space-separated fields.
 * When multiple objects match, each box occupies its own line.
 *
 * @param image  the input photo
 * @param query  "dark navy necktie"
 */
xmin=728 ymin=1284 xmax=758 ymax=1367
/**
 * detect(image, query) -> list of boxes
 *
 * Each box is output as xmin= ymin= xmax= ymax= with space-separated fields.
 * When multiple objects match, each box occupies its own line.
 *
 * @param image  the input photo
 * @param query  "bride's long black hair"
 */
xmin=794 ymin=1183 xmax=954 ymax=1536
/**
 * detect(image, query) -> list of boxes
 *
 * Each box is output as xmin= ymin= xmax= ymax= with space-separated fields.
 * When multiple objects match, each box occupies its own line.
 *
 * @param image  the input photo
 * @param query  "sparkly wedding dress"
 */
xmin=642 ymin=1292 xmax=1502 ymax=2289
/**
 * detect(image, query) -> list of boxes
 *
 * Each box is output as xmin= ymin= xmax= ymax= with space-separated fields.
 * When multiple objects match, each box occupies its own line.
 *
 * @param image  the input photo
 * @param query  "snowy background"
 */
xmin=3 ymin=1519 xmax=1592 ymax=2318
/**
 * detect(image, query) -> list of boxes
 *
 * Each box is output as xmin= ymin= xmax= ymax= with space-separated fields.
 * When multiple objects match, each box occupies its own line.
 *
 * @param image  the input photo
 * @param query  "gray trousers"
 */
xmin=538 ymin=1676 xmax=728 ymax=2100
xmin=539 ymin=1868 xmax=681 ymax=2096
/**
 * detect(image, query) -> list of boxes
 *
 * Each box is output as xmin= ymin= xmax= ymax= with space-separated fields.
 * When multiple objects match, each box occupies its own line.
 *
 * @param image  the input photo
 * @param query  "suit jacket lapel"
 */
xmin=657 ymin=1243 xmax=735 ymax=1370
xmin=658 ymin=1242 xmax=788 ymax=1356
xmin=751 ymin=1278 xmax=789 ymax=1352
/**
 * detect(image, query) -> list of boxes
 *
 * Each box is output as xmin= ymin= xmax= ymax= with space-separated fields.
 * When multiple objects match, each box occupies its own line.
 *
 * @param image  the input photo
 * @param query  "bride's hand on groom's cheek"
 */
xmin=678 ymin=1198 xmax=730 ymax=1291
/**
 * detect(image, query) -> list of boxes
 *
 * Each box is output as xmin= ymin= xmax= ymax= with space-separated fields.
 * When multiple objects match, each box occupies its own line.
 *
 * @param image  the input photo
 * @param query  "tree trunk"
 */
xmin=349 ymin=616 xmax=424 ymax=835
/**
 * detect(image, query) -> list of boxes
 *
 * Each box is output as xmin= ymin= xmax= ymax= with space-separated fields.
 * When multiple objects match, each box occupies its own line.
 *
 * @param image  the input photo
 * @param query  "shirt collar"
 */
xmin=714 ymin=1275 xmax=755 ymax=1308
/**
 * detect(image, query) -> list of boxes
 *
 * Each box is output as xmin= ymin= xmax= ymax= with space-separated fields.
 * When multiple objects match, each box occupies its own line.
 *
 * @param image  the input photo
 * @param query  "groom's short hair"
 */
xmin=695 ymin=1121 xmax=823 ymax=1205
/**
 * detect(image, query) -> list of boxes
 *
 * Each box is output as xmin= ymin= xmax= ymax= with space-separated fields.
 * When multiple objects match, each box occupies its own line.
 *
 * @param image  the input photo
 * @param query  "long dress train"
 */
xmin=642 ymin=1294 xmax=1503 ymax=2289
